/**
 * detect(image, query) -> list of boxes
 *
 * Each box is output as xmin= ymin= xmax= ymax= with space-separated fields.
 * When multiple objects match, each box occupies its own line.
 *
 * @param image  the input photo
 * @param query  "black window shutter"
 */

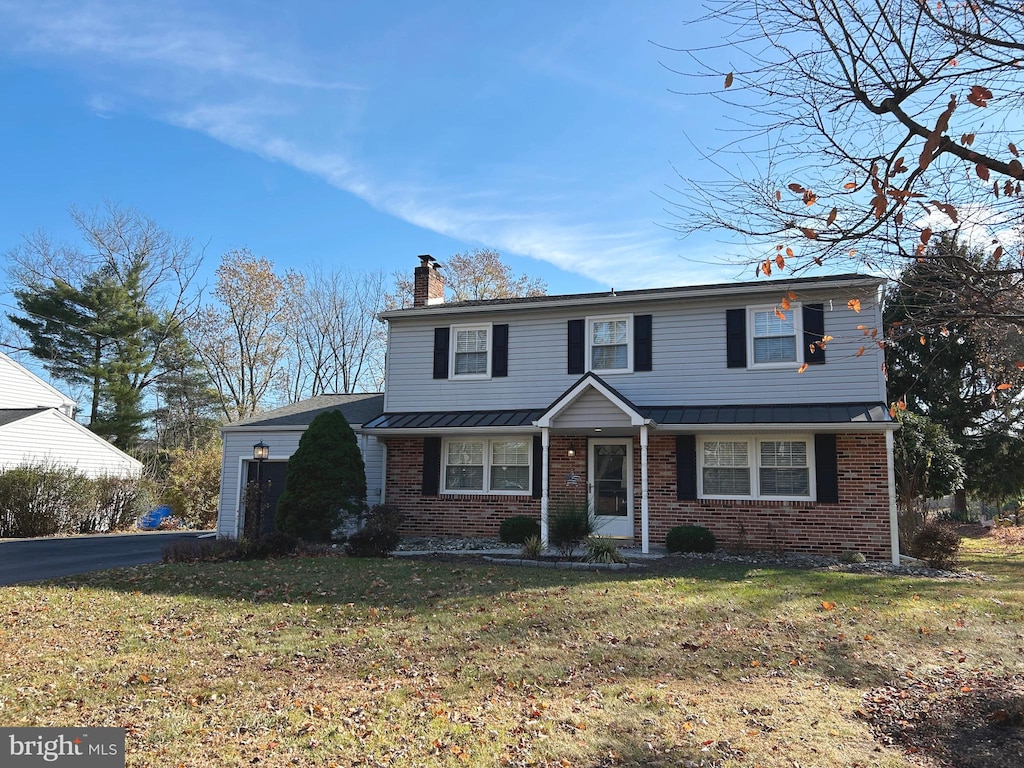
xmin=726 ymin=309 xmax=747 ymax=368
xmin=531 ymin=435 xmax=543 ymax=499
xmin=803 ymin=304 xmax=826 ymax=365
xmin=814 ymin=434 xmax=839 ymax=503
xmin=676 ymin=435 xmax=698 ymax=501
xmin=422 ymin=437 xmax=441 ymax=496
xmin=567 ymin=319 xmax=585 ymax=375
xmin=492 ymin=324 xmax=509 ymax=377
xmin=432 ymin=328 xmax=450 ymax=379
xmin=634 ymin=314 xmax=653 ymax=372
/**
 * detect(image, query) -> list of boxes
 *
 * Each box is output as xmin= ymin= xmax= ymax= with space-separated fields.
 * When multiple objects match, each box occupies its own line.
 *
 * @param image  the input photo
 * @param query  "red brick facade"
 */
xmin=381 ymin=432 xmax=893 ymax=560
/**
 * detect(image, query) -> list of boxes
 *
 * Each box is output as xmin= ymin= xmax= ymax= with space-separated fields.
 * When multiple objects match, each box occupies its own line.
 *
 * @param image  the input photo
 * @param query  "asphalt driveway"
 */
xmin=0 ymin=531 xmax=212 ymax=586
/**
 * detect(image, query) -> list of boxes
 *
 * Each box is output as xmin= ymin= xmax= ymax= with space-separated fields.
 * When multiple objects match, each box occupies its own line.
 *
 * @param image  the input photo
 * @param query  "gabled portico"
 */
xmin=533 ymin=373 xmax=655 ymax=553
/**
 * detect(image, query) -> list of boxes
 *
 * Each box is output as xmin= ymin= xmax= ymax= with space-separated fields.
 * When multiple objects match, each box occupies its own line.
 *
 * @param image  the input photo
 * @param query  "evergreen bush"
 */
xmin=275 ymin=410 xmax=366 ymax=541
xmin=499 ymin=515 xmax=541 ymax=544
xmin=665 ymin=524 xmax=716 ymax=553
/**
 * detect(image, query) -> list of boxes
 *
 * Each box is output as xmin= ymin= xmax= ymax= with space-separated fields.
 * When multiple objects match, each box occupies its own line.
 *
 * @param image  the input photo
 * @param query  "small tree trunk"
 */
xmin=952 ymin=489 xmax=968 ymax=517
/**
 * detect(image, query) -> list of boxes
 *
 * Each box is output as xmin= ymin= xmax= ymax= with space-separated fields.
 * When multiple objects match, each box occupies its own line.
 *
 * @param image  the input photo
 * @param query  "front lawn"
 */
xmin=1 ymin=534 xmax=1021 ymax=767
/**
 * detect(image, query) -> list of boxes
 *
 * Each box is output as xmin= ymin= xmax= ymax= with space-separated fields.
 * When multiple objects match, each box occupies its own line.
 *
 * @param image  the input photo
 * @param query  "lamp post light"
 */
xmin=252 ymin=441 xmax=269 ymax=538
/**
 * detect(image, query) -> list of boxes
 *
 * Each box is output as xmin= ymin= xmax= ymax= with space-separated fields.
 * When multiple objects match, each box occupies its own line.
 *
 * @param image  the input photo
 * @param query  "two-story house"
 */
xmin=361 ymin=256 xmax=898 ymax=562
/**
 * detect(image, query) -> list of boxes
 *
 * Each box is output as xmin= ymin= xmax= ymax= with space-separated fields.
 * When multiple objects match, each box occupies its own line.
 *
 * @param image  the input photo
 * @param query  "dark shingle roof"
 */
xmin=224 ymin=393 xmax=385 ymax=429
xmin=0 ymin=408 xmax=49 ymax=428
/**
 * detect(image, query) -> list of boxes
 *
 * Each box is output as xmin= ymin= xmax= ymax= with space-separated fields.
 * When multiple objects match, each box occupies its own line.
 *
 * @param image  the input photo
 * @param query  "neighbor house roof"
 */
xmin=222 ymin=393 xmax=385 ymax=430
xmin=0 ymin=408 xmax=50 ymax=428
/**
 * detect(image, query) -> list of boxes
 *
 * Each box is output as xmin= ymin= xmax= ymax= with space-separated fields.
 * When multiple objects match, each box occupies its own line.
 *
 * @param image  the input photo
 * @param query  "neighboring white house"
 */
xmin=216 ymin=393 xmax=385 ymax=540
xmin=0 ymin=352 xmax=143 ymax=478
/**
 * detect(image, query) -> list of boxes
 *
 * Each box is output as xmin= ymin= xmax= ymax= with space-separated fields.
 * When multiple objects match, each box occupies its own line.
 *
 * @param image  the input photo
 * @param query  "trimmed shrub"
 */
xmin=345 ymin=504 xmax=404 ymax=558
xmin=839 ymin=550 xmax=867 ymax=564
xmin=275 ymin=410 xmax=366 ymax=542
xmin=84 ymin=476 xmax=143 ymax=533
xmin=239 ymin=530 xmax=300 ymax=560
xmin=500 ymin=515 xmax=541 ymax=544
xmin=161 ymin=538 xmax=239 ymax=563
xmin=666 ymin=524 xmax=716 ymax=554
xmin=584 ymin=536 xmax=626 ymax=564
xmin=548 ymin=499 xmax=597 ymax=558
xmin=0 ymin=464 xmax=91 ymax=537
xmin=909 ymin=521 xmax=961 ymax=570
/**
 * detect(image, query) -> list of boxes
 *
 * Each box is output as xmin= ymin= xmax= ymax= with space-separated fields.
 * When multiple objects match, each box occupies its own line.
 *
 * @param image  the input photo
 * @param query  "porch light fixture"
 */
xmin=593 ymin=428 xmax=603 ymax=433
xmin=567 ymin=447 xmax=576 ymax=458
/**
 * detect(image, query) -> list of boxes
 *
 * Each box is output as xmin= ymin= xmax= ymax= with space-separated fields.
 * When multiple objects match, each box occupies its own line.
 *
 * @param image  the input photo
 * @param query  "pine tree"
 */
xmin=274 ymin=410 xmax=366 ymax=541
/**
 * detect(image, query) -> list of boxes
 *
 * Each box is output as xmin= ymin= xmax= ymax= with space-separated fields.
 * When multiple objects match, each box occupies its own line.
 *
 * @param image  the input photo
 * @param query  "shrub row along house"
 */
xmin=217 ymin=256 xmax=899 ymax=562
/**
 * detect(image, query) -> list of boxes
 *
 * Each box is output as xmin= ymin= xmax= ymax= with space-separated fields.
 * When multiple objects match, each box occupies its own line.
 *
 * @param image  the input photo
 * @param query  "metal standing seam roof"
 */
xmin=362 ymin=402 xmax=891 ymax=430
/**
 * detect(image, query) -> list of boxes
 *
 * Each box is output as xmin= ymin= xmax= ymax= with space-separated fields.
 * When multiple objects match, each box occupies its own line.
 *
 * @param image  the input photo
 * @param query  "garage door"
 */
xmin=245 ymin=460 xmax=288 ymax=537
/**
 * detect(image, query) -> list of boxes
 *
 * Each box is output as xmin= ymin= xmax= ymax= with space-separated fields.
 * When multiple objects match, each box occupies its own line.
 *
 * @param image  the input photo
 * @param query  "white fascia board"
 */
xmin=362 ymin=425 xmax=537 ymax=437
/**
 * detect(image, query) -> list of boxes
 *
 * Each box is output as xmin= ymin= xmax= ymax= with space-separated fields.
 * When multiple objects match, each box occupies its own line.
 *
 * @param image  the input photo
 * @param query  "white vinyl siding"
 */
xmin=442 ymin=437 xmax=531 ymax=495
xmin=749 ymin=305 xmax=801 ymax=366
xmin=698 ymin=435 xmax=814 ymax=501
xmin=451 ymin=324 xmax=490 ymax=378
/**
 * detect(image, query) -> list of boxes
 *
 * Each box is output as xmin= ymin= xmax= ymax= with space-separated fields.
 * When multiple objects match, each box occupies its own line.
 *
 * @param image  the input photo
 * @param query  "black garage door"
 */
xmin=245 ymin=460 xmax=288 ymax=537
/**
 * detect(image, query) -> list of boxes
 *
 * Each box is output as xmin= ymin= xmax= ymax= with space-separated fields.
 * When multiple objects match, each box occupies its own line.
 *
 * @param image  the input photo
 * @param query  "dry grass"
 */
xmin=0 ymin=533 xmax=1022 ymax=767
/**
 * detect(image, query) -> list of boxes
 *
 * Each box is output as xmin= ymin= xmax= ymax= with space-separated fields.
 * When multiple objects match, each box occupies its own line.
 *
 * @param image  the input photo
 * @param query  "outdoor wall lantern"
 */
xmin=251 ymin=442 xmax=270 ymax=538
xmin=253 ymin=442 xmax=270 ymax=462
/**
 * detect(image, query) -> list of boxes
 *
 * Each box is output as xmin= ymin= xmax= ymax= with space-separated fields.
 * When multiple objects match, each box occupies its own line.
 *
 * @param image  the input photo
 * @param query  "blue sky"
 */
xmin=0 ymin=1 xmax=747 ymax=300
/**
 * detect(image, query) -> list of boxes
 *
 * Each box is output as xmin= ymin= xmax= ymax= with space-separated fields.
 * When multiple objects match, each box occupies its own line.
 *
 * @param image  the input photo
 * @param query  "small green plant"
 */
xmin=548 ymin=499 xmax=598 ymax=558
xmin=909 ymin=520 xmax=961 ymax=570
xmin=345 ymin=504 xmax=404 ymax=558
xmin=583 ymin=536 xmax=626 ymax=564
xmin=519 ymin=534 xmax=544 ymax=559
xmin=500 ymin=515 xmax=542 ymax=544
xmin=665 ymin=524 xmax=716 ymax=553
xmin=839 ymin=550 xmax=867 ymax=564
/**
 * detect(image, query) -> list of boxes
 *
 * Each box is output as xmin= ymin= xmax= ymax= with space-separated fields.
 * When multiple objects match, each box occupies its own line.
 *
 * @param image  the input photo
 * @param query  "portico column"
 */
xmin=640 ymin=424 xmax=650 ymax=554
xmin=541 ymin=428 xmax=550 ymax=547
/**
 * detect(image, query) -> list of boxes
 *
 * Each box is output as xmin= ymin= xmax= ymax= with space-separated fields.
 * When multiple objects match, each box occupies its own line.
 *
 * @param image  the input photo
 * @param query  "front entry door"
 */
xmin=589 ymin=439 xmax=633 ymax=538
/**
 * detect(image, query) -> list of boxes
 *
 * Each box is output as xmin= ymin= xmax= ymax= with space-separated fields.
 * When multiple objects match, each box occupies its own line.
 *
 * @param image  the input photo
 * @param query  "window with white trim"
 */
xmin=451 ymin=324 xmax=490 ymax=377
xmin=588 ymin=315 xmax=631 ymax=373
xmin=698 ymin=436 xmax=813 ymax=500
xmin=443 ymin=437 xmax=531 ymax=494
xmin=749 ymin=306 xmax=801 ymax=365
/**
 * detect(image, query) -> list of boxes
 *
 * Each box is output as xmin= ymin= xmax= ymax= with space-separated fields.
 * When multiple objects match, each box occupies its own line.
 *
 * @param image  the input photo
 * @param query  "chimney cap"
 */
xmin=418 ymin=254 xmax=439 ymax=268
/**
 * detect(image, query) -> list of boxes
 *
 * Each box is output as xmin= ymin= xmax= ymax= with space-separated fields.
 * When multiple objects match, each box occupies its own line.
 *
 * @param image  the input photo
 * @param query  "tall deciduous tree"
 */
xmin=668 ymin=0 xmax=1024 ymax=333
xmin=285 ymin=267 xmax=388 ymax=399
xmin=5 ymin=204 xmax=202 ymax=446
xmin=189 ymin=249 xmax=302 ymax=421
xmin=391 ymin=248 xmax=547 ymax=307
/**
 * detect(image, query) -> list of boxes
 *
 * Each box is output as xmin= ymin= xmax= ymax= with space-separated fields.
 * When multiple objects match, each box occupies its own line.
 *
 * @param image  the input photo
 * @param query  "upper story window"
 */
xmin=588 ymin=316 xmax=631 ymax=373
xmin=452 ymin=324 xmax=490 ymax=378
xmin=749 ymin=305 xmax=801 ymax=366
xmin=698 ymin=435 xmax=813 ymax=501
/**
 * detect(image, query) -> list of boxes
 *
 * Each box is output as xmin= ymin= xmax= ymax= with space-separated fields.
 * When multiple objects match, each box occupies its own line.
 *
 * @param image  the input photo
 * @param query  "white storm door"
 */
xmin=588 ymin=439 xmax=633 ymax=538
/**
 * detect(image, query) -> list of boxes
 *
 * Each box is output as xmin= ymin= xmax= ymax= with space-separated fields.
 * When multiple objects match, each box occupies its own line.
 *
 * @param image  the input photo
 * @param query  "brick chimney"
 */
xmin=413 ymin=254 xmax=445 ymax=307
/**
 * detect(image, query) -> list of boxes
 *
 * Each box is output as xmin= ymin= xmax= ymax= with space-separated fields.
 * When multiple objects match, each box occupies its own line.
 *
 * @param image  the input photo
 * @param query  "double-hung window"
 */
xmin=589 ymin=316 xmax=631 ymax=373
xmin=699 ymin=436 xmax=812 ymax=500
xmin=443 ymin=438 xmax=531 ymax=494
xmin=452 ymin=324 xmax=490 ymax=377
xmin=749 ymin=306 xmax=800 ymax=365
